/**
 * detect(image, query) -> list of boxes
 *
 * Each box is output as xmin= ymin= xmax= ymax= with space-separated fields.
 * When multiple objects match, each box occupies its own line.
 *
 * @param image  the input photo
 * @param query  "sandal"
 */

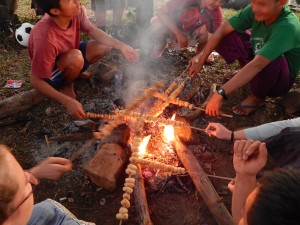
xmin=232 ymin=102 xmax=265 ymax=116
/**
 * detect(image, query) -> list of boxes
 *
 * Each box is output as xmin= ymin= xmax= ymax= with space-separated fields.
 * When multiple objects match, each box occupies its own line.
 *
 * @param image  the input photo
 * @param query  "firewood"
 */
xmin=172 ymin=139 xmax=234 ymax=225
xmin=0 ymin=89 xmax=44 ymax=119
xmin=94 ymin=62 xmax=117 ymax=82
xmin=134 ymin=164 xmax=153 ymax=225
xmin=174 ymin=116 xmax=201 ymax=144
xmin=48 ymin=132 xmax=103 ymax=142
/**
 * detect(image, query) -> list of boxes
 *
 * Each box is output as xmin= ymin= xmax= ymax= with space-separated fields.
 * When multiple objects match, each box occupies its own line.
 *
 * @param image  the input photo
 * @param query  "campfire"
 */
xmin=82 ymin=75 xmax=234 ymax=225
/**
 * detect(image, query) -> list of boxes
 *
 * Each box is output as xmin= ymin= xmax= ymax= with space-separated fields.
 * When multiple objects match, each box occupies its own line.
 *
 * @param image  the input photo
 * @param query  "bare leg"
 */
xmin=56 ymin=49 xmax=84 ymax=99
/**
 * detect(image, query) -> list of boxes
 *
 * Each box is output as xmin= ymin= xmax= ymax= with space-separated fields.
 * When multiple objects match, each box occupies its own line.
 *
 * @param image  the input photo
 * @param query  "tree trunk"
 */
xmin=0 ymin=89 xmax=44 ymax=119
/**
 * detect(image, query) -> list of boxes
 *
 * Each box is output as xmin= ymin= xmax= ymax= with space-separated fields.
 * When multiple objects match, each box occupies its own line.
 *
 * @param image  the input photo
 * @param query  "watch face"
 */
xmin=218 ymin=88 xmax=224 ymax=95
xmin=217 ymin=88 xmax=227 ymax=99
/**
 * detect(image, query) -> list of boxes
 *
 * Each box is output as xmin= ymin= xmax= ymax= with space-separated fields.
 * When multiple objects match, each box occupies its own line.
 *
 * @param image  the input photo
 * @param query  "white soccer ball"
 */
xmin=15 ymin=23 xmax=34 ymax=47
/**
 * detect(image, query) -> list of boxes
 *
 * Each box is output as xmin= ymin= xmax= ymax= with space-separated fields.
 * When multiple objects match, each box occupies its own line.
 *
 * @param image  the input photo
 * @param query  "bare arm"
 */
xmin=205 ymin=123 xmax=247 ymax=140
xmin=88 ymin=28 xmax=139 ymax=62
xmin=231 ymin=140 xmax=268 ymax=224
xmin=221 ymin=55 xmax=270 ymax=96
xmin=205 ymin=54 xmax=270 ymax=116
xmin=30 ymin=75 xmax=85 ymax=119
xmin=189 ymin=21 xmax=235 ymax=76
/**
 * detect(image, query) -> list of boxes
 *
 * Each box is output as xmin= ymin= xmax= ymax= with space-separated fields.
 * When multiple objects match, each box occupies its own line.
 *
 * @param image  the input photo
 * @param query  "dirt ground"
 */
xmin=1 ymin=5 xmax=300 ymax=225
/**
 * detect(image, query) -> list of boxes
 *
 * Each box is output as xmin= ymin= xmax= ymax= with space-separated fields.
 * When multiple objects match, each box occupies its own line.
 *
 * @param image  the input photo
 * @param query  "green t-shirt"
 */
xmin=229 ymin=5 xmax=300 ymax=79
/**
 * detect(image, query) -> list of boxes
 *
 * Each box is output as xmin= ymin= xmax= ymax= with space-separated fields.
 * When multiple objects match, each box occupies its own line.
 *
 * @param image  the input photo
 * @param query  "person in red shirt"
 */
xmin=29 ymin=0 xmax=139 ymax=119
xmin=150 ymin=0 xmax=224 ymax=59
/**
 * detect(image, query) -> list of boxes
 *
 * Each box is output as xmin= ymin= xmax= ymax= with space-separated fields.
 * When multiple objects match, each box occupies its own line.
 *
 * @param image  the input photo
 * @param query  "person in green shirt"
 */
xmin=189 ymin=0 xmax=300 ymax=116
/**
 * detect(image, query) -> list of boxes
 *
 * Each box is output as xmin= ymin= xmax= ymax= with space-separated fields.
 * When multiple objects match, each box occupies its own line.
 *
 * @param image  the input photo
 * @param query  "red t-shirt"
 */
xmin=165 ymin=0 xmax=223 ymax=33
xmin=28 ymin=7 xmax=95 ymax=79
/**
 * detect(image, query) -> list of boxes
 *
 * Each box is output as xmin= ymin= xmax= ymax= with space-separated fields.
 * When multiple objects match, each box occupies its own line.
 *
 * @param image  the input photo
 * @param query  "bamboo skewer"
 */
xmin=192 ymin=106 xmax=233 ymax=118
xmin=152 ymin=92 xmax=233 ymax=118
xmin=206 ymin=174 xmax=233 ymax=181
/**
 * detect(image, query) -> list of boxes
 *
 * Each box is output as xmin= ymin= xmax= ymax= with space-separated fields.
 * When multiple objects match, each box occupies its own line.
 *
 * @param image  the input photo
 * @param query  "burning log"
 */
xmin=173 ymin=116 xmax=201 ymax=144
xmin=0 ymin=89 xmax=45 ymax=119
xmin=133 ymin=164 xmax=153 ymax=225
xmin=84 ymin=124 xmax=130 ymax=191
xmin=172 ymin=139 xmax=234 ymax=225
xmin=84 ymin=143 xmax=128 ymax=191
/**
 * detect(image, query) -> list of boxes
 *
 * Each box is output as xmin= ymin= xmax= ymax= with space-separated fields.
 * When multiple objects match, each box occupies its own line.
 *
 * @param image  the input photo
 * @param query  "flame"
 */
xmin=138 ymin=135 xmax=151 ymax=156
xmin=164 ymin=114 xmax=175 ymax=143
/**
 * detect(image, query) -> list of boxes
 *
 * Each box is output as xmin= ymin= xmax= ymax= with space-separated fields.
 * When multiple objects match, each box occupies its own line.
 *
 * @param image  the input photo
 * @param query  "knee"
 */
xmin=67 ymin=49 xmax=84 ymax=70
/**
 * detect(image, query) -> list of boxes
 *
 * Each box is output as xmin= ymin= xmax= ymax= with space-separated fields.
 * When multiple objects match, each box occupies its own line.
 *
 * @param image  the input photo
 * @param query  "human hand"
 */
xmin=205 ymin=122 xmax=231 ymax=140
xmin=29 ymin=157 xmax=73 ymax=180
xmin=188 ymin=56 xmax=203 ymax=77
xmin=233 ymin=140 xmax=268 ymax=177
xmin=120 ymin=45 xmax=139 ymax=62
xmin=175 ymin=32 xmax=188 ymax=48
xmin=65 ymin=98 xmax=86 ymax=119
xmin=205 ymin=93 xmax=223 ymax=116
xmin=227 ymin=179 xmax=235 ymax=193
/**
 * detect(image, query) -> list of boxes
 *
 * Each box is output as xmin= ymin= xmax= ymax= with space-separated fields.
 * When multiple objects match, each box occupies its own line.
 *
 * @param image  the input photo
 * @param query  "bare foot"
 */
xmin=79 ymin=71 xmax=93 ymax=80
xmin=232 ymin=95 xmax=265 ymax=116
xmin=61 ymin=84 xmax=76 ymax=99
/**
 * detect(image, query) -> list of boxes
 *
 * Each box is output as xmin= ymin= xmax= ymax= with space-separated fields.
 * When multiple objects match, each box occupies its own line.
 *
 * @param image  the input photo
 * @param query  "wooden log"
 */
xmin=0 ymin=89 xmax=44 ymax=119
xmin=133 ymin=164 xmax=153 ymax=225
xmin=94 ymin=62 xmax=118 ymax=82
xmin=172 ymin=139 xmax=234 ymax=225
xmin=84 ymin=143 xmax=128 ymax=191
xmin=48 ymin=132 xmax=103 ymax=142
xmin=174 ymin=116 xmax=201 ymax=145
xmin=84 ymin=124 xmax=130 ymax=191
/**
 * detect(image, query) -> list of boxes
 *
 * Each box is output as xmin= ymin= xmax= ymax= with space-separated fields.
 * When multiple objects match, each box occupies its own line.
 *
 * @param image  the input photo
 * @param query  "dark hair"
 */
xmin=247 ymin=167 xmax=300 ymax=225
xmin=35 ymin=0 xmax=61 ymax=16
xmin=0 ymin=145 xmax=19 ymax=223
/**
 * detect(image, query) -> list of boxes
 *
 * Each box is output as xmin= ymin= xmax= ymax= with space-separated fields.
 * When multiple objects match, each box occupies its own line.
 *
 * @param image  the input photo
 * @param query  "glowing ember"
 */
xmin=138 ymin=135 xmax=151 ymax=156
xmin=164 ymin=114 xmax=175 ymax=143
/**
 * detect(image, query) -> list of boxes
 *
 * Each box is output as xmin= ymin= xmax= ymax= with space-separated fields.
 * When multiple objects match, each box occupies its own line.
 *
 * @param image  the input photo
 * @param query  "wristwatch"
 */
xmin=216 ymin=88 xmax=227 ymax=100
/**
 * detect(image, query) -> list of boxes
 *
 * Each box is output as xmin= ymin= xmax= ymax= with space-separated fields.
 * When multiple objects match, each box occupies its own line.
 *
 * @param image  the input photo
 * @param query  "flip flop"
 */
xmin=232 ymin=103 xmax=265 ymax=116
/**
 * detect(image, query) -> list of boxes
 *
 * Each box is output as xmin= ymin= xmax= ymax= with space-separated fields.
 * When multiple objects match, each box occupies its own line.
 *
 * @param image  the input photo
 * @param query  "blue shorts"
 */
xmin=44 ymin=41 xmax=90 ymax=89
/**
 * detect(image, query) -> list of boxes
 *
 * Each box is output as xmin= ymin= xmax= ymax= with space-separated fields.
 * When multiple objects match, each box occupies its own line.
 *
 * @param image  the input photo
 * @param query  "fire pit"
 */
xmin=83 ymin=77 xmax=234 ymax=225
